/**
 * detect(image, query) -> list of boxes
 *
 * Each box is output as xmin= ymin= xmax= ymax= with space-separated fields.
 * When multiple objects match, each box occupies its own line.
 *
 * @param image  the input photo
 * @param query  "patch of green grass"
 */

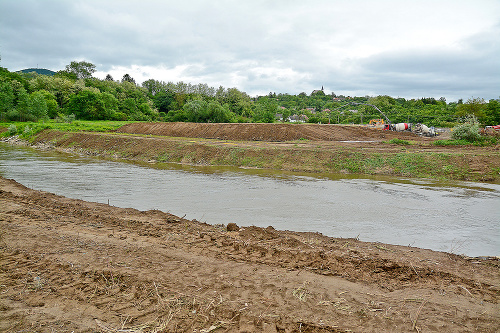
xmin=433 ymin=136 xmax=498 ymax=147
xmin=157 ymin=152 xmax=170 ymax=162
xmin=440 ymin=165 xmax=455 ymax=174
xmin=44 ymin=120 xmax=134 ymax=132
xmin=363 ymin=154 xmax=386 ymax=170
xmin=328 ymin=151 xmax=367 ymax=173
xmin=384 ymin=138 xmax=412 ymax=145
xmin=1 ymin=120 xmax=135 ymax=139
xmin=0 ymin=122 xmax=50 ymax=140
xmin=433 ymin=139 xmax=471 ymax=146
xmin=326 ymin=150 xmax=474 ymax=179
xmin=388 ymin=153 xmax=427 ymax=175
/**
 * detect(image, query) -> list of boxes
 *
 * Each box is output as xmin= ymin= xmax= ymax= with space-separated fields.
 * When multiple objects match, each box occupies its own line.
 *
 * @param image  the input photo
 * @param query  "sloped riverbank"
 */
xmin=12 ymin=122 xmax=499 ymax=182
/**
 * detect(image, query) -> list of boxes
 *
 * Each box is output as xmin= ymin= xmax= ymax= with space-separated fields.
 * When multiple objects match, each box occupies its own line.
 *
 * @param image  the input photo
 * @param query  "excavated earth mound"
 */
xmin=116 ymin=122 xmax=425 ymax=142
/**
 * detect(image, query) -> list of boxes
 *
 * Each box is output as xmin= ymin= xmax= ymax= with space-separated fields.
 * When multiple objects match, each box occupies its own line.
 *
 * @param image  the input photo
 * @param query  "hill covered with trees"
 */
xmin=17 ymin=68 xmax=56 ymax=76
xmin=1 ymin=61 xmax=499 ymax=126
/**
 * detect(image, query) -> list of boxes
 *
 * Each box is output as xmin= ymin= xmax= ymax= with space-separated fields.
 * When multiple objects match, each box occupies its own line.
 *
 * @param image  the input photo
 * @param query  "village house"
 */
xmin=288 ymin=114 xmax=309 ymax=123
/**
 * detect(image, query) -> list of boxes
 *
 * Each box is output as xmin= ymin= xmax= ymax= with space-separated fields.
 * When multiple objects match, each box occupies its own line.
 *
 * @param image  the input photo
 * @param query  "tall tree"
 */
xmin=121 ymin=74 xmax=136 ymax=85
xmin=485 ymin=99 xmax=500 ymax=125
xmin=28 ymin=91 xmax=48 ymax=120
xmin=142 ymin=79 xmax=164 ymax=96
xmin=456 ymin=97 xmax=487 ymax=123
xmin=0 ymin=80 xmax=15 ymax=119
xmin=64 ymin=61 xmax=96 ymax=79
xmin=153 ymin=91 xmax=175 ymax=113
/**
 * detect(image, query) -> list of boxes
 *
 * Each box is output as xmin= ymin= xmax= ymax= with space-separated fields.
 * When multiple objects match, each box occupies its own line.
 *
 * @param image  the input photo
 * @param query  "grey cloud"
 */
xmin=1 ymin=0 xmax=498 ymax=101
xmin=347 ymin=24 xmax=500 ymax=100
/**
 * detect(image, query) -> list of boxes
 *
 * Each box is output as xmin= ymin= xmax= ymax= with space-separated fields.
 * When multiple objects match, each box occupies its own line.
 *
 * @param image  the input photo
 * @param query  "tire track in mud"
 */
xmin=0 ymin=190 xmax=350 ymax=331
xmin=0 ymin=228 xmax=353 ymax=332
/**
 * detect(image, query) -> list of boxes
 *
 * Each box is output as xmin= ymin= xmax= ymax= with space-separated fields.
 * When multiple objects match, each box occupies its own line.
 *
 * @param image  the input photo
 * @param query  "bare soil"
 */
xmin=24 ymin=122 xmax=500 ymax=182
xmin=1 ymin=177 xmax=499 ymax=332
xmin=116 ymin=123 xmax=426 ymax=142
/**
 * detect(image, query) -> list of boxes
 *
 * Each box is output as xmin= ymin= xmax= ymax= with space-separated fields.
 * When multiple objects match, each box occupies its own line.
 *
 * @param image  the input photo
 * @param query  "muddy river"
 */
xmin=1 ymin=143 xmax=498 ymax=257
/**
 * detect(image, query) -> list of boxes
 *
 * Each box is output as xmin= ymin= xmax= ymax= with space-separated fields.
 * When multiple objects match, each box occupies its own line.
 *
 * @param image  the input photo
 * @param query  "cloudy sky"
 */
xmin=1 ymin=0 xmax=499 ymax=101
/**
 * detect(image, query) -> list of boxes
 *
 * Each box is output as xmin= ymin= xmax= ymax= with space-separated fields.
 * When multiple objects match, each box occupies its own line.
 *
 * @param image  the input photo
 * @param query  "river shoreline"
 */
xmin=2 ymin=124 xmax=500 ymax=183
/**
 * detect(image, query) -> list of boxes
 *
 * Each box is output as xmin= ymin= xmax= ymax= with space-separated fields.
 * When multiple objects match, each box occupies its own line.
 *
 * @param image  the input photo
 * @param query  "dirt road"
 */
xmin=1 ymin=176 xmax=498 ymax=332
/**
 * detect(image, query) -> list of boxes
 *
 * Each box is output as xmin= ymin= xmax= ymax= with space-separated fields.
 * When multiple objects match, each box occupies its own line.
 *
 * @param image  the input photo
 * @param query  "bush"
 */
xmin=8 ymin=124 xmax=17 ymax=135
xmin=56 ymin=113 xmax=76 ymax=123
xmin=23 ymin=125 xmax=33 ymax=136
xmin=451 ymin=116 xmax=481 ymax=142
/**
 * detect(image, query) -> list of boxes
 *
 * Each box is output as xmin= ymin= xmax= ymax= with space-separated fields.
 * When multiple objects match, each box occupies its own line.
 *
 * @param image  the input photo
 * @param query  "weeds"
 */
xmin=384 ymin=138 xmax=412 ymax=145
xmin=92 ymin=280 xmax=236 ymax=333
xmin=433 ymin=139 xmax=470 ymax=146
xmin=433 ymin=137 xmax=498 ymax=146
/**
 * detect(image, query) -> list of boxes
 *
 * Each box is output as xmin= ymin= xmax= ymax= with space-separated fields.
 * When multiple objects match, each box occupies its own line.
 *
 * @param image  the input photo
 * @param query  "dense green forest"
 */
xmin=1 ymin=61 xmax=499 ymax=126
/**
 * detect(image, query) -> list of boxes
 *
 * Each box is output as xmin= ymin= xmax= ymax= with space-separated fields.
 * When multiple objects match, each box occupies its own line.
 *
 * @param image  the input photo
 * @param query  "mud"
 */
xmin=115 ymin=122 xmax=430 ymax=142
xmin=0 ymin=176 xmax=498 ymax=332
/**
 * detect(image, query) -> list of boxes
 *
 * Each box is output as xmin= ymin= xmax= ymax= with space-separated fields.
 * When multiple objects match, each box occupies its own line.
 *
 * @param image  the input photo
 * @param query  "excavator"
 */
xmin=368 ymin=119 xmax=385 ymax=127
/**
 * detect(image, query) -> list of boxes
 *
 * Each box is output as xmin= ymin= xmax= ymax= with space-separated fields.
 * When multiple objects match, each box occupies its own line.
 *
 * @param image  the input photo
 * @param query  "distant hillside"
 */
xmin=18 ymin=68 xmax=56 ymax=76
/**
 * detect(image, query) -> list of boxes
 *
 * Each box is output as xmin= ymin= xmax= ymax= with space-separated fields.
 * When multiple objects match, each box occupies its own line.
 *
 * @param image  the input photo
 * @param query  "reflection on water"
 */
xmin=1 ymin=143 xmax=499 ymax=256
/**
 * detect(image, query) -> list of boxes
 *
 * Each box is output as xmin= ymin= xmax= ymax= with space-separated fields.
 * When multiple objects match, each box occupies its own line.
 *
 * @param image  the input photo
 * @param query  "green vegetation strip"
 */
xmin=328 ymin=151 xmax=471 ymax=179
xmin=0 ymin=121 xmax=135 ymax=141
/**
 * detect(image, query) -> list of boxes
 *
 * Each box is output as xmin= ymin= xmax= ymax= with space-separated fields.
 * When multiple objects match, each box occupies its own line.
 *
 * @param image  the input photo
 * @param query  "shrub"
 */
xmin=56 ymin=113 xmax=75 ymax=123
xmin=451 ymin=116 xmax=481 ymax=142
xmin=23 ymin=125 xmax=32 ymax=135
xmin=8 ymin=124 xmax=17 ymax=135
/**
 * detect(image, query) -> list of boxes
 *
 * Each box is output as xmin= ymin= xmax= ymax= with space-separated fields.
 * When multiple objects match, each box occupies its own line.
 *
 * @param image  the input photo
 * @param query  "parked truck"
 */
xmin=384 ymin=122 xmax=436 ymax=137
xmin=332 ymin=102 xmax=437 ymax=136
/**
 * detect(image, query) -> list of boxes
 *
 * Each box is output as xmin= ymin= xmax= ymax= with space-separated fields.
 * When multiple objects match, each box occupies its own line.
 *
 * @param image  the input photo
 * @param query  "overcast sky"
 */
xmin=1 ymin=0 xmax=499 ymax=101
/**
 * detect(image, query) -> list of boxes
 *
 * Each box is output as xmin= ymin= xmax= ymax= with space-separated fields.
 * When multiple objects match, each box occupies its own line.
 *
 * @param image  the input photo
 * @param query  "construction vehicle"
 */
xmin=331 ymin=102 xmax=436 ymax=136
xmin=368 ymin=119 xmax=385 ymax=127
xmin=384 ymin=122 xmax=436 ymax=136
xmin=413 ymin=123 xmax=436 ymax=136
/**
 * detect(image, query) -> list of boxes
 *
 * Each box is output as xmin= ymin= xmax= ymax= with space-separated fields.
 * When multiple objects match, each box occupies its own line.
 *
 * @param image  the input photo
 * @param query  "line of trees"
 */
xmin=0 ymin=62 xmax=157 ymax=122
xmin=270 ymin=92 xmax=500 ymax=127
xmin=1 ymin=61 xmax=499 ymax=126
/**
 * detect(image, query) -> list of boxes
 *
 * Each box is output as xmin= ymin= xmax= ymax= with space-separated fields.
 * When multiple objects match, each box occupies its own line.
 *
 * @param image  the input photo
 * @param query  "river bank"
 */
xmin=2 ymin=122 xmax=499 ymax=182
xmin=0 ymin=176 xmax=499 ymax=332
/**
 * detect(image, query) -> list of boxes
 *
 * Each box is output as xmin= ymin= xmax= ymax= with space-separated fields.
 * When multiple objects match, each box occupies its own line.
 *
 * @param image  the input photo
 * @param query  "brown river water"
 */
xmin=1 ymin=143 xmax=499 ymax=257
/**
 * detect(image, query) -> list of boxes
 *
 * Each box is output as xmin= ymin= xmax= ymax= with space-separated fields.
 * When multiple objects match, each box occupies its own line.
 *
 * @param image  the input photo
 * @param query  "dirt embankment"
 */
xmin=1 ymin=176 xmax=499 ymax=332
xmin=23 ymin=123 xmax=500 ymax=182
xmin=116 ymin=122 xmax=428 ymax=142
